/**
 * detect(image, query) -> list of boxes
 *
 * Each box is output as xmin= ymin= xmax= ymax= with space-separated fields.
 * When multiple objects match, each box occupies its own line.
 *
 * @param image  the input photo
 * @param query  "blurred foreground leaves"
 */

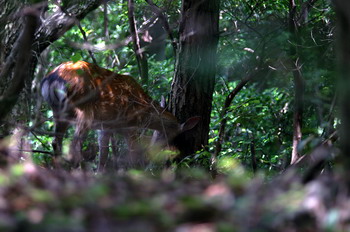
xmin=0 ymin=162 xmax=347 ymax=232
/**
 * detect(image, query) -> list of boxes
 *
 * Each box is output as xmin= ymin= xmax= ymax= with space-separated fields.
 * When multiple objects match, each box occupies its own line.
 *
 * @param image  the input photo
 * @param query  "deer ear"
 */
xmin=180 ymin=116 xmax=201 ymax=132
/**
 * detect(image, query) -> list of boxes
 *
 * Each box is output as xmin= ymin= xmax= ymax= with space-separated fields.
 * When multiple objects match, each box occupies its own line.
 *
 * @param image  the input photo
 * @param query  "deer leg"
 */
xmin=123 ymin=130 xmax=147 ymax=169
xmin=69 ymin=125 xmax=88 ymax=169
xmin=110 ymin=133 xmax=119 ymax=170
xmin=97 ymin=130 xmax=111 ymax=172
xmin=52 ymin=118 xmax=69 ymax=168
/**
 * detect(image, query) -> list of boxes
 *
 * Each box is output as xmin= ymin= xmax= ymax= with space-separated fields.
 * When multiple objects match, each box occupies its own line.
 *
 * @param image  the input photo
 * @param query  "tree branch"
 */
xmin=77 ymin=22 xmax=97 ymax=64
xmin=145 ymin=0 xmax=177 ymax=54
xmin=298 ymin=0 xmax=319 ymax=25
xmin=212 ymin=67 xmax=266 ymax=171
xmin=33 ymin=0 xmax=104 ymax=54
xmin=128 ymin=0 xmax=149 ymax=84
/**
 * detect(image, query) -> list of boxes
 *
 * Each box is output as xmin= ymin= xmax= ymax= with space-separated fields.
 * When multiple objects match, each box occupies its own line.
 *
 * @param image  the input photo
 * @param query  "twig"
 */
xmin=77 ymin=22 xmax=97 ymax=64
xmin=17 ymin=149 xmax=53 ymax=155
xmin=128 ymin=0 xmax=149 ymax=84
xmin=30 ymin=130 xmax=52 ymax=151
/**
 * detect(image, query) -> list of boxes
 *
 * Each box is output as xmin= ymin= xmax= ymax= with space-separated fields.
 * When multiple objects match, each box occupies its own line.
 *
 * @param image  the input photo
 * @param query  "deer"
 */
xmin=41 ymin=61 xmax=200 ymax=171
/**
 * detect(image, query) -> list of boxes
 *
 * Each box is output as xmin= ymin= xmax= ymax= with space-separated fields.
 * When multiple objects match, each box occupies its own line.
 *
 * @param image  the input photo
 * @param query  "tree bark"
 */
xmin=169 ymin=0 xmax=220 ymax=158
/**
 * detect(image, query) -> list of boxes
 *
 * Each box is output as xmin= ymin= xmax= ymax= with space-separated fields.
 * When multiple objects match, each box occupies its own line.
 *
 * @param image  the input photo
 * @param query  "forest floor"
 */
xmin=0 ymin=159 xmax=349 ymax=232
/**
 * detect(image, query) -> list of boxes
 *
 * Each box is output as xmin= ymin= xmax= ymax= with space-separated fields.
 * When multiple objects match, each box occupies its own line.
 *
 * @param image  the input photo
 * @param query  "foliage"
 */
xmin=30 ymin=0 xmax=336 ymax=174
xmin=0 ymin=163 xmax=346 ymax=232
xmin=0 ymin=0 xmax=346 ymax=231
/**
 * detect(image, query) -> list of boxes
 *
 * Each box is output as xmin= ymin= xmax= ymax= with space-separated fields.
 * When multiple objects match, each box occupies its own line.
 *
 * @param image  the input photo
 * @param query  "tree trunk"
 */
xmin=169 ymin=0 xmax=220 ymax=158
xmin=289 ymin=0 xmax=304 ymax=165
xmin=288 ymin=0 xmax=318 ymax=165
xmin=333 ymin=1 xmax=350 ymax=182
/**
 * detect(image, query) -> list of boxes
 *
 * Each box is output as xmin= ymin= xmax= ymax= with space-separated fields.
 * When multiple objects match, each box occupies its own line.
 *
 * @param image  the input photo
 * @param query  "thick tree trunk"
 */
xmin=169 ymin=0 xmax=220 ymax=158
xmin=333 ymin=1 xmax=350 ymax=181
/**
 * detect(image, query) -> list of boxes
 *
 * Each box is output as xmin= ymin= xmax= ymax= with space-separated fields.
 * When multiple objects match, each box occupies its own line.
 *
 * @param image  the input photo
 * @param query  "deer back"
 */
xmin=41 ymin=61 xmax=181 ymax=138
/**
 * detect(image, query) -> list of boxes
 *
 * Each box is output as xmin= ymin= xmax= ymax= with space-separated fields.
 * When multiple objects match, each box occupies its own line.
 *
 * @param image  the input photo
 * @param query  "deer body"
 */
xmin=41 ymin=61 xmax=199 ymax=170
